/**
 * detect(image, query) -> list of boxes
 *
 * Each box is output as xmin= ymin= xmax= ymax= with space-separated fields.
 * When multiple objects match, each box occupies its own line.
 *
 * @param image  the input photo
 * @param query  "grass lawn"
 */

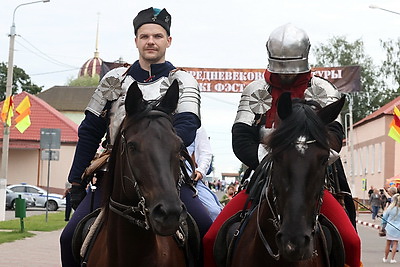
xmin=0 ymin=211 xmax=67 ymax=244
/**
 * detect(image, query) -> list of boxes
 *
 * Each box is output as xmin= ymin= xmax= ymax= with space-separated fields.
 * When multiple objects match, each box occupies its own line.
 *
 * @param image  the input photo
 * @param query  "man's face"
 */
xmin=135 ymin=24 xmax=172 ymax=65
xmin=278 ymin=74 xmax=298 ymax=85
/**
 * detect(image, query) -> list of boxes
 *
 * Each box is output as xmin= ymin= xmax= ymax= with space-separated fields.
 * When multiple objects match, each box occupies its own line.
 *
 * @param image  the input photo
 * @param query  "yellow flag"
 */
xmin=15 ymin=96 xmax=32 ymax=133
xmin=1 ymin=96 xmax=14 ymax=127
xmin=15 ymin=115 xmax=31 ymax=133
xmin=395 ymin=106 xmax=400 ymax=119
xmin=15 ymin=96 xmax=31 ymax=114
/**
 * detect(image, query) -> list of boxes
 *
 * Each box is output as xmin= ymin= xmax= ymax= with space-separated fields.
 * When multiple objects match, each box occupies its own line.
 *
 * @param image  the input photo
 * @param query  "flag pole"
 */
xmin=0 ymin=0 xmax=51 ymax=221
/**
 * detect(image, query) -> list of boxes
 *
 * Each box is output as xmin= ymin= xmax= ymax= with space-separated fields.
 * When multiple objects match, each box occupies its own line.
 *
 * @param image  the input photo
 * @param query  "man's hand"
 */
xmin=70 ymin=184 xmax=86 ymax=210
xmin=194 ymin=170 xmax=203 ymax=182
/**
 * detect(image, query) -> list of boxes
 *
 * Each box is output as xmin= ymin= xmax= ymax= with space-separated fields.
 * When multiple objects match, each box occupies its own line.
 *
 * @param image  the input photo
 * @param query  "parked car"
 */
xmin=5 ymin=189 xmax=36 ymax=210
xmin=7 ymin=183 xmax=66 ymax=211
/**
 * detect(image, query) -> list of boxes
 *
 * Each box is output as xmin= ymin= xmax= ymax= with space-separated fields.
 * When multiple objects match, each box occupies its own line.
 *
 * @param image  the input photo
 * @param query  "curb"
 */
xmin=356 ymin=219 xmax=381 ymax=230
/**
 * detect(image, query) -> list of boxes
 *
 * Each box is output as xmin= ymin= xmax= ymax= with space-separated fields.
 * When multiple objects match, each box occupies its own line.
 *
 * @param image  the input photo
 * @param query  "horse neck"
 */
xmin=106 ymin=212 xmax=158 ymax=248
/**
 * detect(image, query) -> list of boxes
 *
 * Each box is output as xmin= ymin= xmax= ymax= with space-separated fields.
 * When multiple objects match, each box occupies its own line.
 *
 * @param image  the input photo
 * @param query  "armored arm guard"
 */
xmin=233 ymin=80 xmax=273 ymax=169
xmin=234 ymin=80 xmax=272 ymax=126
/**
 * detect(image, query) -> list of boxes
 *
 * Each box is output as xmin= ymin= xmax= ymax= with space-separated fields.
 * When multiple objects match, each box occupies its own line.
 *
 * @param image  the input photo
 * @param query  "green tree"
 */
xmin=380 ymin=38 xmax=400 ymax=95
xmin=312 ymin=36 xmax=392 ymax=123
xmin=67 ymin=75 xmax=100 ymax=87
xmin=0 ymin=62 xmax=43 ymax=101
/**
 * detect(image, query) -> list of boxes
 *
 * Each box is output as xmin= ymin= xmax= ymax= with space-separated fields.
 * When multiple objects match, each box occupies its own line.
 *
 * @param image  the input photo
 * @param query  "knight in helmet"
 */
xmin=203 ymin=24 xmax=361 ymax=267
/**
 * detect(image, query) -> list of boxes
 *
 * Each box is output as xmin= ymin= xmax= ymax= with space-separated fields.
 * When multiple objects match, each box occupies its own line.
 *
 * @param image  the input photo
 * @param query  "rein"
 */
xmin=108 ymin=110 xmax=185 ymax=230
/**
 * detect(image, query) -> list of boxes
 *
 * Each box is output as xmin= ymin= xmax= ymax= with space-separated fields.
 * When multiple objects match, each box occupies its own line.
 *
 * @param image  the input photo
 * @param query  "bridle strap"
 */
xmin=255 ymin=160 xmax=281 ymax=260
xmin=109 ymin=197 xmax=150 ymax=230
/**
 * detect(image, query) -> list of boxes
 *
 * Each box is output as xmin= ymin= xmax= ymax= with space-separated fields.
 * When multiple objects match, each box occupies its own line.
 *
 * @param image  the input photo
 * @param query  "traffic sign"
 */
xmin=40 ymin=128 xmax=61 ymax=149
xmin=41 ymin=150 xmax=60 ymax=161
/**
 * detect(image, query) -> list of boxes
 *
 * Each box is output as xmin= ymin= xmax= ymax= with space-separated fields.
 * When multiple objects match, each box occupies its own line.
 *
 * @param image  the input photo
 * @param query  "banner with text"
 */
xmin=183 ymin=66 xmax=361 ymax=93
xmin=100 ymin=62 xmax=361 ymax=93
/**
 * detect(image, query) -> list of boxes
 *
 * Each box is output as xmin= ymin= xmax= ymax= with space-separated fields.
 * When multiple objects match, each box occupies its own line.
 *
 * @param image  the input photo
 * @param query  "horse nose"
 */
xmin=152 ymin=202 xmax=184 ymax=220
xmin=150 ymin=201 xmax=186 ymax=235
xmin=276 ymin=231 xmax=312 ymax=260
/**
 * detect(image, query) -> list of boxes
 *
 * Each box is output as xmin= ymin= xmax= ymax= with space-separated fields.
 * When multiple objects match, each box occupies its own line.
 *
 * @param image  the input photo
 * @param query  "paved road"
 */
xmin=0 ymin=203 xmax=392 ymax=266
xmin=357 ymin=213 xmax=391 ymax=267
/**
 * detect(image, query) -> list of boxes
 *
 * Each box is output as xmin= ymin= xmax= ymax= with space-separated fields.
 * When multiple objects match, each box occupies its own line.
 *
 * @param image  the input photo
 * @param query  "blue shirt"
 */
xmin=382 ymin=207 xmax=400 ymax=238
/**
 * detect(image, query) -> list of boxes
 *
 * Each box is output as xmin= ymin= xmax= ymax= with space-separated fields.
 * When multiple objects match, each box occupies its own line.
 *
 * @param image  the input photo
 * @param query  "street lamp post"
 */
xmin=0 ymin=0 xmax=50 ymax=221
xmin=369 ymin=5 xmax=400 ymax=16
xmin=344 ymin=93 xmax=356 ymax=196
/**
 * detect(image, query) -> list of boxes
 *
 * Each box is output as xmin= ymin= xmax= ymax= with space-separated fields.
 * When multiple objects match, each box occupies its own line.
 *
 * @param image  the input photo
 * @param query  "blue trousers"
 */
xmin=372 ymin=205 xmax=380 ymax=220
xmin=196 ymin=180 xmax=222 ymax=221
xmin=59 ymin=183 xmax=212 ymax=267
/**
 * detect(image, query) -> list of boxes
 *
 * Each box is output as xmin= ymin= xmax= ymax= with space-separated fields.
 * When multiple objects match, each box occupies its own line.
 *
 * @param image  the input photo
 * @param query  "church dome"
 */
xmin=79 ymin=51 xmax=103 ymax=77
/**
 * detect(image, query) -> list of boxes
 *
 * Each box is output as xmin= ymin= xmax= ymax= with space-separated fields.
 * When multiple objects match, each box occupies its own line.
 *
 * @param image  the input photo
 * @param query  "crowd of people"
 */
xmin=368 ymin=186 xmax=399 ymax=221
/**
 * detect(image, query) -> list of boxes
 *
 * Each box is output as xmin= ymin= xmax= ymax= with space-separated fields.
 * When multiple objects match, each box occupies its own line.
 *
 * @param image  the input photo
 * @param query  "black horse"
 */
xmin=223 ymin=93 xmax=346 ymax=267
xmin=84 ymin=80 xmax=190 ymax=267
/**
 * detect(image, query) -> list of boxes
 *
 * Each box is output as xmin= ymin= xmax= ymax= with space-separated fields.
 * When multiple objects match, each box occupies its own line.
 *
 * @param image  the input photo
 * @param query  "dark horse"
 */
xmin=84 ymin=80 xmax=189 ymax=267
xmin=227 ymin=93 xmax=346 ymax=267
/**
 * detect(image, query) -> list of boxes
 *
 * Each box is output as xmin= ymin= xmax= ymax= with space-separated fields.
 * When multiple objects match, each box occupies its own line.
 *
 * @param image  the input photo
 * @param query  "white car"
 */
xmin=5 ymin=189 xmax=36 ymax=210
xmin=7 ymin=183 xmax=66 ymax=211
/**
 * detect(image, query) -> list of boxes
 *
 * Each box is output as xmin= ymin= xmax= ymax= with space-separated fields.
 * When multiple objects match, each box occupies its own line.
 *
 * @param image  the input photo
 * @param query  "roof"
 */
xmin=37 ymin=86 xmax=96 ymax=112
xmin=79 ymin=56 xmax=103 ymax=77
xmin=0 ymin=92 xmax=78 ymax=149
xmin=354 ymin=96 xmax=400 ymax=127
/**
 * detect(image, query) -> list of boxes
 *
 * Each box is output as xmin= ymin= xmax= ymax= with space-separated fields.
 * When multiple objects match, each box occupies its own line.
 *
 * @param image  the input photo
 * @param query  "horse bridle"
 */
xmin=108 ymin=110 xmax=193 ymax=230
xmin=256 ymin=137 xmax=326 ymax=261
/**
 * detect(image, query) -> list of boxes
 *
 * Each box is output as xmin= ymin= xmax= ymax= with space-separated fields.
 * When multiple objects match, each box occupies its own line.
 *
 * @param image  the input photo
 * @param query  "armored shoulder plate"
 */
xmin=160 ymin=69 xmax=201 ymax=118
xmin=86 ymin=67 xmax=129 ymax=116
xmin=305 ymin=76 xmax=342 ymax=124
xmin=304 ymin=76 xmax=341 ymax=107
xmin=234 ymin=79 xmax=272 ymax=126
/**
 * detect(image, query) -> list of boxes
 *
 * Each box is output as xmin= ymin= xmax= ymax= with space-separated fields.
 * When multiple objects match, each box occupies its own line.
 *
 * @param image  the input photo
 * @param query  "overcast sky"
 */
xmin=1 ymin=0 xmax=400 ymax=178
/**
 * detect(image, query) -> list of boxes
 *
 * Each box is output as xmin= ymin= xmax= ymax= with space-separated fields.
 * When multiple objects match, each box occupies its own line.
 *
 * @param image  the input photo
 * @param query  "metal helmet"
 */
xmin=266 ymin=24 xmax=311 ymax=74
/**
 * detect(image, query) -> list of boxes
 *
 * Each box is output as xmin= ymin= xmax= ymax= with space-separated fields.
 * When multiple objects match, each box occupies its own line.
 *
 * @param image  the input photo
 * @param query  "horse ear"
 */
xmin=159 ymin=79 xmax=180 ymax=114
xmin=317 ymin=95 xmax=346 ymax=125
xmin=125 ymin=81 xmax=145 ymax=116
xmin=277 ymin=92 xmax=293 ymax=120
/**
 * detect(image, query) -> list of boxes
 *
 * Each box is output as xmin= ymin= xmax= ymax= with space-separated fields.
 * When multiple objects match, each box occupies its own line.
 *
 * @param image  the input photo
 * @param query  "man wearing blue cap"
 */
xmin=60 ymin=7 xmax=212 ymax=267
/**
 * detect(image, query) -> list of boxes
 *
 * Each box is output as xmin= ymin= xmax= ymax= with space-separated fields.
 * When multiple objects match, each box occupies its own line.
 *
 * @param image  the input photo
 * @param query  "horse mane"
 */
xmin=265 ymin=98 xmax=330 ymax=156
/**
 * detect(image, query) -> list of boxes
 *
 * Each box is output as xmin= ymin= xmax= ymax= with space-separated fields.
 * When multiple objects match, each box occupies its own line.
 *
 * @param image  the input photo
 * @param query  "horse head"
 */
xmin=266 ymin=92 xmax=345 ymax=261
xmin=108 ymin=79 xmax=187 ymax=236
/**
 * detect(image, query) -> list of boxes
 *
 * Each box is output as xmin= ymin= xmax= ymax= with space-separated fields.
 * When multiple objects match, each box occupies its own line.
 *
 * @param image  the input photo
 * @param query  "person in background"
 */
xmin=381 ymin=188 xmax=388 ymax=211
xmin=370 ymin=188 xmax=382 ymax=221
xmin=220 ymin=184 xmax=236 ymax=206
xmin=63 ymin=182 xmax=72 ymax=222
xmin=382 ymin=193 xmax=400 ymax=263
xmin=186 ymin=125 xmax=222 ymax=221
xmin=368 ymin=185 xmax=374 ymax=198
xmin=203 ymin=23 xmax=361 ymax=267
xmin=384 ymin=187 xmax=398 ymax=210
xmin=59 ymin=7 xmax=212 ymax=267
